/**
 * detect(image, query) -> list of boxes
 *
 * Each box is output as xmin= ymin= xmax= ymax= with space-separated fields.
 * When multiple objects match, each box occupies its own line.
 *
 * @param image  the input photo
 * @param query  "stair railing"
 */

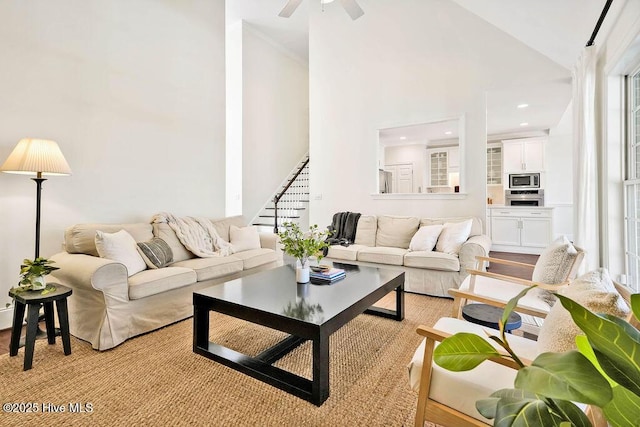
xmin=273 ymin=158 xmax=309 ymax=233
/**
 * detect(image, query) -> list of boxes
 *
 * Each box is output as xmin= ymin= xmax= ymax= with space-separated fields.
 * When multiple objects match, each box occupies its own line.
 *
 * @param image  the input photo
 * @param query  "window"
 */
xmin=624 ymin=66 xmax=640 ymax=291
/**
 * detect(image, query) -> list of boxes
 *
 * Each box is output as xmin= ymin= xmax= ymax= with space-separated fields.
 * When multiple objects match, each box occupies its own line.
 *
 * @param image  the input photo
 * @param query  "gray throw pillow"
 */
xmin=136 ymin=237 xmax=173 ymax=269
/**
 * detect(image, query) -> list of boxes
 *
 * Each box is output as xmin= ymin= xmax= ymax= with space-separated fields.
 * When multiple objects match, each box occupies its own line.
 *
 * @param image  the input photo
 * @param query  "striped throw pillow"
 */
xmin=136 ymin=238 xmax=173 ymax=269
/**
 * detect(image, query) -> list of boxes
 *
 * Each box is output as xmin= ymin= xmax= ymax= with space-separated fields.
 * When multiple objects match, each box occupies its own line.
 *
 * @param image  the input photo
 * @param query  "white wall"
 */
xmin=241 ymin=25 xmax=309 ymax=222
xmin=547 ymin=101 xmax=574 ymax=240
xmin=0 ymin=1 xmax=226 ymax=311
xmin=308 ymin=0 xmax=569 ymax=229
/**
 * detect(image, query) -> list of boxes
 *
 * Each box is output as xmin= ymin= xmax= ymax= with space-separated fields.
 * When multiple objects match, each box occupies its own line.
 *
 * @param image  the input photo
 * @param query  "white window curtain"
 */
xmin=573 ymin=45 xmax=599 ymax=272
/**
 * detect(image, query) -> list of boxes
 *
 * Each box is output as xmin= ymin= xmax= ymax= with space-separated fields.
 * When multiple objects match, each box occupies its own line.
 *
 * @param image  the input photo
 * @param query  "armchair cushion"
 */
xmin=537 ymin=268 xmax=630 ymax=353
xmin=408 ymin=317 xmax=538 ymax=423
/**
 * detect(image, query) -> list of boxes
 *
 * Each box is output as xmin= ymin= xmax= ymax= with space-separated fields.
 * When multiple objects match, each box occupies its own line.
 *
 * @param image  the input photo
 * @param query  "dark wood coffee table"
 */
xmin=193 ymin=263 xmax=404 ymax=406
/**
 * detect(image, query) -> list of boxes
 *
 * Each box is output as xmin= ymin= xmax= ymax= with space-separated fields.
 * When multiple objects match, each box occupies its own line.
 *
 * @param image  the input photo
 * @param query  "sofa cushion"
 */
xmin=404 ymin=251 xmax=460 ymax=271
xmin=357 ymin=247 xmax=407 ymax=266
xmin=407 ymin=317 xmax=539 ymax=423
xmin=537 ymin=268 xmax=630 ymax=353
xmin=66 ymin=223 xmax=153 ymax=256
xmin=375 ymin=216 xmax=419 ymax=249
xmin=327 ymin=244 xmax=367 ymax=261
xmin=152 ymin=223 xmax=195 ymax=263
xmin=231 ymin=248 xmax=278 ymax=270
xmin=421 ymin=217 xmax=483 ymax=237
xmin=128 ymin=267 xmax=197 ymax=300
xmin=230 ymin=225 xmax=261 ymax=253
xmin=171 ymin=257 xmax=243 ymax=281
xmin=409 ymin=225 xmax=443 ymax=252
xmin=211 ymin=215 xmax=246 ymax=242
xmin=435 ymin=219 xmax=473 ymax=254
xmin=136 ymin=237 xmax=173 ymax=269
xmin=95 ymin=230 xmax=147 ymax=277
xmin=354 ymin=215 xmax=377 ymax=247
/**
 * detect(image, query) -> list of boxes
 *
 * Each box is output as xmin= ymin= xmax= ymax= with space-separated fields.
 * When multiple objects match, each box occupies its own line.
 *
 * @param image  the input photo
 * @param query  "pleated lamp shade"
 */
xmin=1 ymin=138 xmax=72 ymax=176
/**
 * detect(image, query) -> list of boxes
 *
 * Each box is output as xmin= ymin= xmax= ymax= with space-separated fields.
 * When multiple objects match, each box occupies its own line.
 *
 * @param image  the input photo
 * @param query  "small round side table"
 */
xmin=461 ymin=303 xmax=522 ymax=333
xmin=8 ymin=284 xmax=73 ymax=371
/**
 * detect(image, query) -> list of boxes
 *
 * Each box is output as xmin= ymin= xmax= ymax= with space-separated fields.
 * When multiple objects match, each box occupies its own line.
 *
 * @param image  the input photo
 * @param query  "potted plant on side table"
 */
xmin=12 ymin=257 xmax=59 ymax=294
xmin=277 ymin=222 xmax=330 ymax=283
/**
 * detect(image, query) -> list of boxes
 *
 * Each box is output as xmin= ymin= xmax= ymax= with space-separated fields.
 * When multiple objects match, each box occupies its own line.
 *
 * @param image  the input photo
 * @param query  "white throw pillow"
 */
xmin=435 ymin=219 xmax=473 ymax=254
xmin=95 ymin=229 xmax=147 ymax=277
xmin=229 ymin=225 xmax=261 ymax=253
xmin=532 ymin=236 xmax=579 ymax=284
xmin=537 ymin=268 xmax=629 ymax=353
xmin=408 ymin=225 xmax=443 ymax=252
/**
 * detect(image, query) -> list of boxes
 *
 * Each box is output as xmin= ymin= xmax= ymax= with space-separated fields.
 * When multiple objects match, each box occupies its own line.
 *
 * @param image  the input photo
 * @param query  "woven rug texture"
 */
xmin=0 ymin=292 xmax=451 ymax=426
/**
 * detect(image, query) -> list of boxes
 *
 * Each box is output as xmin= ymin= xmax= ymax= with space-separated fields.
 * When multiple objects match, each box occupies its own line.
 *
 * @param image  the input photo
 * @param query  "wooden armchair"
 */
xmin=449 ymin=241 xmax=584 ymax=334
xmin=411 ymin=277 xmax=631 ymax=427
xmin=412 ymin=320 xmax=606 ymax=427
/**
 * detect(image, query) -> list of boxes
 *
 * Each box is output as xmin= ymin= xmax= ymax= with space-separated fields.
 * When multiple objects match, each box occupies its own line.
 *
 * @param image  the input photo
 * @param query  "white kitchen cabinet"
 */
xmin=502 ymin=137 xmax=546 ymax=173
xmin=487 ymin=143 xmax=502 ymax=185
xmin=427 ymin=147 xmax=458 ymax=187
xmin=489 ymin=207 xmax=553 ymax=254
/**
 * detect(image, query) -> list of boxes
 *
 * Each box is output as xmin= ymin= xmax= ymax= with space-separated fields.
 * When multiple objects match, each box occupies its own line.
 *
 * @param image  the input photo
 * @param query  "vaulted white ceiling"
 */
xmin=226 ymin=0 xmax=621 ymax=136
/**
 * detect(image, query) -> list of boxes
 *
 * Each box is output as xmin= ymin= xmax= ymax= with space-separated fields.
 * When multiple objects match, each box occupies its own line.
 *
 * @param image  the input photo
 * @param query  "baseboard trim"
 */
xmin=0 ymin=306 xmax=14 ymax=330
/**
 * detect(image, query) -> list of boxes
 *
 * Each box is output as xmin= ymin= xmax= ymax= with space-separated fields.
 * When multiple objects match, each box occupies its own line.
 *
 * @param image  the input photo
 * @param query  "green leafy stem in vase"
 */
xmin=12 ymin=257 xmax=59 ymax=295
xmin=277 ymin=222 xmax=331 ymax=267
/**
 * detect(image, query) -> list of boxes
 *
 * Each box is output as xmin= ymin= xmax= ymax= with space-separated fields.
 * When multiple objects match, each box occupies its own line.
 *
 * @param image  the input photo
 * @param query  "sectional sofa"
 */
xmin=324 ymin=215 xmax=491 ymax=297
xmin=49 ymin=216 xmax=282 ymax=350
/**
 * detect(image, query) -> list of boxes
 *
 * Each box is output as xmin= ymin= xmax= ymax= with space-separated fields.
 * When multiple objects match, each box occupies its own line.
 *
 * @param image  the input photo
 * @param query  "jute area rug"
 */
xmin=1 ymin=292 xmax=451 ymax=426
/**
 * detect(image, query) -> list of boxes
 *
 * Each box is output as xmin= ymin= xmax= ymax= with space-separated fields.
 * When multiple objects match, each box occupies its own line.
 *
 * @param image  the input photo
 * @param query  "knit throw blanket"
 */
xmin=151 ymin=212 xmax=234 ymax=257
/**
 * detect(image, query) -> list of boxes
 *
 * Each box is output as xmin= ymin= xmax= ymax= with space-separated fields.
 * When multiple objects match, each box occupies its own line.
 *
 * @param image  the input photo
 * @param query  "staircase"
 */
xmin=251 ymin=154 xmax=309 ymax=233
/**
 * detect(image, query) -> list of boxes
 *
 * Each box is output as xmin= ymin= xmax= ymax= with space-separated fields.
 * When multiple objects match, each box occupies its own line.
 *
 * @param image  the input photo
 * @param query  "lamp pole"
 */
xmin=32 ymin=172 xmax=46 ymax=259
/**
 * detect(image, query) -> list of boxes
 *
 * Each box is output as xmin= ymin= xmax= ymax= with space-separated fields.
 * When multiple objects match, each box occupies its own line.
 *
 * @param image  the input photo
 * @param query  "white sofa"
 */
xmin=49 ymin=216 xmax=282 ymax=350
xmin=324 ymin=215 xmax=491 ymax=297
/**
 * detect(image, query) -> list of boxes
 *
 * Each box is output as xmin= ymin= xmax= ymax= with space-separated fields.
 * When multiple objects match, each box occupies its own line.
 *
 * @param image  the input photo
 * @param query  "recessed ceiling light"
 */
xmin=321 ymin=0 xmax=336 ymax=3
xmin=517 ymin=103 xmax=529 ymax=109
xmin=444 ymin=131 xmax=453 ymax=135
xmin=399 ymin=136 xmax=407 ymax=140
xmin=520 ymin=122 xmax=529 ymax=126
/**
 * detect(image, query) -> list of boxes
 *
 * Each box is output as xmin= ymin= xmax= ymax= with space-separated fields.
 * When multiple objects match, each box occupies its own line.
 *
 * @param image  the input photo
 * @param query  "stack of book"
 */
xmin=310 ymin=267 xmax=346 ymax=284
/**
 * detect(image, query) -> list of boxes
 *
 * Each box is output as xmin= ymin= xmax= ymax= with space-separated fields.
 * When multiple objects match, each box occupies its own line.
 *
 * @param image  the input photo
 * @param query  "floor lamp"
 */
xmin=1 ymin=138 xmax=72 ymax=341
xmin=1 ymin=138 xmax=72 ymax=258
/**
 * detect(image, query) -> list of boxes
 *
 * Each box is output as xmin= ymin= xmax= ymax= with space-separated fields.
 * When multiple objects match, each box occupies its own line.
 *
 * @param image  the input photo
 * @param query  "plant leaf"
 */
xmin=494 ymin=397 xmax=564 ymax=427
xmin=550 ymin=398 xmax=592 ymax=427
xmin=515 ymin=351 xmax=612 ymax=406
xmin=433 ymin=332 xmax=501 ymax=371
xmin=576 ymin=335 xmax=618 ymax=387
xmin=557 ymin=294 xmax=640 ymax=397
xmin=477 ymin=389 xmax=537 ymax=419
xmin=501 ymin=285 xmax=535 ymax=332
xmin=602 ymin=384 xmax=640 ymax=427
xmin=631 ymin=294 xmax=640 ymax=324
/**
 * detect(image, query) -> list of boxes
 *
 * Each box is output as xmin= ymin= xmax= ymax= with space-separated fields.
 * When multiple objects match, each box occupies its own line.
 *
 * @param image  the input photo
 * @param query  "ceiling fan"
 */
xmin=279 ymin=0 xmax=364 ymax=21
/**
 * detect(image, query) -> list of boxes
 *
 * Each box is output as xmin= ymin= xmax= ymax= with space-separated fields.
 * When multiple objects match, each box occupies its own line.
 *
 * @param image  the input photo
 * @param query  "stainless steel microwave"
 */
xmin=509 ymin=173 xmax=540 ymax=189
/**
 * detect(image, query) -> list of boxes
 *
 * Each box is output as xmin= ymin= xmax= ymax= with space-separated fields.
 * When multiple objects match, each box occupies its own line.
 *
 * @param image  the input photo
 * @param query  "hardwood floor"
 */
xmin=0 ymin=251 xmax=538 ymax=357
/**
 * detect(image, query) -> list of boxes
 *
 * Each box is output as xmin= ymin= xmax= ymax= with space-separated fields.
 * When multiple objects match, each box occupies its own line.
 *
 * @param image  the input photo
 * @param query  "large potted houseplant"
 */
xmin=433 ymin=286 xmax=640 ymax=426
xmin=277 ymin=222 xmax=330 ymax=283
xmin=13 ymin=257 xmax=59 ymax=293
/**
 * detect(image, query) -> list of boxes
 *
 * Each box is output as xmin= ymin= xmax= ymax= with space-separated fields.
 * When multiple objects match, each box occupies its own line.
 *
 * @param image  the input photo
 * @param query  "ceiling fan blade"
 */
xmin=339 ymin=0 xmax=364 ymax=20
xmin=278 ymin=0 xmax=304 ymax=18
